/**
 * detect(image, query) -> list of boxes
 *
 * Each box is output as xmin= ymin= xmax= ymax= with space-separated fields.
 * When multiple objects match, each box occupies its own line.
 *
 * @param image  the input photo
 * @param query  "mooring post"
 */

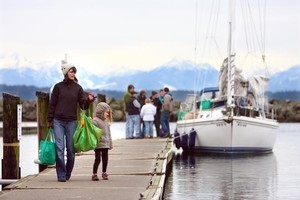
xmin=36 ymin=91 xmax=49 ymax=172
xmin=97 ymin=94 xmax=106 ymax=103
xmin=1 ymin=93 xmax=21 ymax=188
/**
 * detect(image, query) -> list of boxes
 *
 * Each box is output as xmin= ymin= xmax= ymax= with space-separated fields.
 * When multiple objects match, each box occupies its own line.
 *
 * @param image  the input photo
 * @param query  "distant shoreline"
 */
xmin=1 ymin=98 xmax=299 ymax=130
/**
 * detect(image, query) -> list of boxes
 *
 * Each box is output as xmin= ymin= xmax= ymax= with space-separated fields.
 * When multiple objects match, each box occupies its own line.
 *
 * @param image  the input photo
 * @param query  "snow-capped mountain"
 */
xmin=0 ymin=55 xmax=299 ymax=92
xmin=0 ymin=60 xmax=219 ymax=91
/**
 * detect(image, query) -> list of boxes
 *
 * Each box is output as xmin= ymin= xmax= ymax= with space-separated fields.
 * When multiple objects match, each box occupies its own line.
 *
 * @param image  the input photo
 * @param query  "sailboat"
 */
xmin=174 ymin=1 xmax=278 ymax=153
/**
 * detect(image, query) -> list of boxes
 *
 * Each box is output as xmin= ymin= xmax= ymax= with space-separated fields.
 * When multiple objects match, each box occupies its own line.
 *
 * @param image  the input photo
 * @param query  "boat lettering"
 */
xmin=237 ymin=123 xmax=247 ymax=127
xmin=216 ymin=122 xmax=227 ymax=127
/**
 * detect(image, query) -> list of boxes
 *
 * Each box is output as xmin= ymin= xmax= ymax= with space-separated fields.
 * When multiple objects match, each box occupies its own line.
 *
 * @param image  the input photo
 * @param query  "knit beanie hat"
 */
xmin=61 ymin=63 xmax=75 ymax=76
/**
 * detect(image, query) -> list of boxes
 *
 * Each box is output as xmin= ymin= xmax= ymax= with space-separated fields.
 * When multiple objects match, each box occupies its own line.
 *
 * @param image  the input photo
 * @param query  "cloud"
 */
xmin=0 ymin=0 xmax=299 ymax=76
xmin=80 ymin=78 xmax=117 ymax=90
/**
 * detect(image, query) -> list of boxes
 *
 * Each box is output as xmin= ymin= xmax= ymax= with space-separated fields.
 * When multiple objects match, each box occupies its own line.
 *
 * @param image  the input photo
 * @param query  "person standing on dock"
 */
xmin=140 ymin=98 xmax=157 ymax=138
xmin=150 ymin=91 xmax=162 ymax=137
xmin=137 ymin=90 xmax=147 ymax=137
xmin=126 ymin=91 xmax=141 ymax=139
xmin=48 ymin=62 xmax=95 ymax=182
xmin=91 ymin=102 xmax=113 ymax=181
xmin=160 ymin=87 xmax=173 ymax=138
xmin=123 ymin=84 xmax=135 ymax=139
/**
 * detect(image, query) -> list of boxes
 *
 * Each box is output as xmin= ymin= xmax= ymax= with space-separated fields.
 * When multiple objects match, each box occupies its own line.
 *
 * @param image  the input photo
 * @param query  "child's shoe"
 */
xmin=102 ymin=172 xmax=109 ymax=180
xmin=92 ymin=174 xmax=99 ymax=181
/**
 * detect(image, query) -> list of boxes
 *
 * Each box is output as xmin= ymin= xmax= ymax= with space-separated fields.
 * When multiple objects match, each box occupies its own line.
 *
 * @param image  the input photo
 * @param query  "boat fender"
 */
xmin=181 ymin=133 xmax=189 ymax=150
xmin=173 ymin=130 xmax=181 ymax=149
xmin=189 ymin=128 xmax=197 ymax=149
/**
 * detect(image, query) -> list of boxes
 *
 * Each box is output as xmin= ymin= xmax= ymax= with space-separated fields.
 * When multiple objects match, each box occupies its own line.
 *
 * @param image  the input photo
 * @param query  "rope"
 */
xmin=3 ymin=142 xmax=20 ymax=147
xmin=240 ymin=0 xmax=267 ymax=70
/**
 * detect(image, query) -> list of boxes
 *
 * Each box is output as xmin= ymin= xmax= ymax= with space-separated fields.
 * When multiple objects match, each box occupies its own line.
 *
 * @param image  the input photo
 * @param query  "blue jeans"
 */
xmin=53 ymin=119 xmax=77 ymax=180
xmin=160 ymin=111 xmax=170 ymax=136
xmin=144 ymin=121 xmax=154 ymax=137
xmin=129 ymin=114 xmax=141 ymax=138
xmin=125 ymin=112 xmax=131 ymax=139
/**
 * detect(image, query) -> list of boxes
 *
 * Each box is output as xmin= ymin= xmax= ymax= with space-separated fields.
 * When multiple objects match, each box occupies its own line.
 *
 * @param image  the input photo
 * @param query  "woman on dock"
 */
xmin=48 ymin=62 xmax=95 ymax=182
xmin=91 ymin=102 xmax=113 ymax=181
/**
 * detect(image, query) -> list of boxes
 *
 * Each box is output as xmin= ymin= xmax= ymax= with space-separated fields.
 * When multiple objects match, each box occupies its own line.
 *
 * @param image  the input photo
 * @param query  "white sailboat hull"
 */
xmin=176 ymin=115 xmax=278 ymax=153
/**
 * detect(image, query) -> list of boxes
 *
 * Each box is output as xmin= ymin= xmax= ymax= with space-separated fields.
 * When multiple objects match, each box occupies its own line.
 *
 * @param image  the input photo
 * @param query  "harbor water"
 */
xmin=1 ymin=123 xmax=300 ymax=199
xmin=164 ymin=123 xmax=300 ymax=200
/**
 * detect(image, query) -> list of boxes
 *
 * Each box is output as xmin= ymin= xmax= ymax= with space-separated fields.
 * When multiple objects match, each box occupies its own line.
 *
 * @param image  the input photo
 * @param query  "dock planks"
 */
xmin=0 ymin=138 xmax=173 ymax=200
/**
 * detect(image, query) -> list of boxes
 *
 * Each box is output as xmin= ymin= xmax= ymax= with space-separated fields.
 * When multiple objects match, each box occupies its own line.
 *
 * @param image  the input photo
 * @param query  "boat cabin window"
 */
xmin=200 ymin=90 xmax=219 ymax=100
xmin=179 ymin=94 xmax=198 ymax=113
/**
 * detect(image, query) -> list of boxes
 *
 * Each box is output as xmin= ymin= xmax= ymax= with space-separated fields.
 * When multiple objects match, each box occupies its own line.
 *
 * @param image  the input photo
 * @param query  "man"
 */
xmin=126 ymin=91 xmax=141 ymax=139
xmin=160 ymin=87 xmax=173 ymax=138
xmin=123 ymin=84 xmax=135 ymax=139
xmin=150 ymin=91 xmax=162 ymax=137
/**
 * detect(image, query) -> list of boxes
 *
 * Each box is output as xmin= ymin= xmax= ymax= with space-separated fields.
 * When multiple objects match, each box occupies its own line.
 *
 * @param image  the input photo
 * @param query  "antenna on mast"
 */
xmin=62 ymin=53 xmax=68 ymax=65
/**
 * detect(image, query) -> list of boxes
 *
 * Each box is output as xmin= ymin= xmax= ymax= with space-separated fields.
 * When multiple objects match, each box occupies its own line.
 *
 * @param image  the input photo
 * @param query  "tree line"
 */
xmin=0 ymin=84 xmax=300 ymax=101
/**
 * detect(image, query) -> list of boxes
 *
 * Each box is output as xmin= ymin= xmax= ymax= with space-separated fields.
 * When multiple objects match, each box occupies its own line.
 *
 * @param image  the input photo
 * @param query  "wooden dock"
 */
xmin=0 ymin=138 xmax=173 ymax=200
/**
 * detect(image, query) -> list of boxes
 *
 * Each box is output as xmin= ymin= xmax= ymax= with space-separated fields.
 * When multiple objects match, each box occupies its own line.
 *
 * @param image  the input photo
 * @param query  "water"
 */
xmin=164 ymin=123 xmax=300 ymax=200
xmin=0 ymin=134 xmax=38 ymax=178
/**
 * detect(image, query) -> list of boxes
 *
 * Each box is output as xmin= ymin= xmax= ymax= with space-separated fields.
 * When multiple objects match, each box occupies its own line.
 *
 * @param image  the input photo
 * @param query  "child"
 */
xmin=91 ymin=102 xmax=113 ymax=181
xmin=140 ymin=98 xmax=157 ymax=138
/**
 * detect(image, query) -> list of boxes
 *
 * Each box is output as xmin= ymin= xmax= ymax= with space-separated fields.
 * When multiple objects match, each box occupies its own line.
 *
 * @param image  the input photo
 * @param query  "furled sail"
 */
xmin=218 ymin=56 xmax=269 ymax=111
xmin=218 ymin=56 xmax=248 ymax=98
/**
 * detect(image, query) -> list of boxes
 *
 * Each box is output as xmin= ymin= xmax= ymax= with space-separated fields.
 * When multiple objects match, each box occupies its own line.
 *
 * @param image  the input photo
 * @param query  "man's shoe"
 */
xmin=66 ymin=174 xmax=71 ymax=181
xmin=58 ymin=179 xmax=66 ymax=182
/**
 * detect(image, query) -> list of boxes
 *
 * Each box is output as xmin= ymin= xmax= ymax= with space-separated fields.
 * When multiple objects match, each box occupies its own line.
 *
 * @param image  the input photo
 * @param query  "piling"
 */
xmin=1 ymin=93 xmax=21 ymax=188
xmin=97 ymin=94 xmax=106 ymax=103
xmin=36 ymin=91 xmax=50 ymax=172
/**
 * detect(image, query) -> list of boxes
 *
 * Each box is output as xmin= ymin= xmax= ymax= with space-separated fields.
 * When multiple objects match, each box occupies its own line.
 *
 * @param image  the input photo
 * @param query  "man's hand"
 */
xmin=48 ymin=121 xmax=53 ymax=128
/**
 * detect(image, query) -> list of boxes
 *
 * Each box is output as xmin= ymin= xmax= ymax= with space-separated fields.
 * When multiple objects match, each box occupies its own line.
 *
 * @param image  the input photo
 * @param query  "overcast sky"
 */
xmin=0 ymin=0 xmax=299 ymax=76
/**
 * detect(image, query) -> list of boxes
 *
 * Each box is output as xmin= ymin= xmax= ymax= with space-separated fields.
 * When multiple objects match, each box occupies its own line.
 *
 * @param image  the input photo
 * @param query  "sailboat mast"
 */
xmin=62 ymin=53 xmax=68 ymax=65
xmin=227 ymin=1 xmax=236 ymax=112
xmin=227 ymin=22 xmax=232 ymax=108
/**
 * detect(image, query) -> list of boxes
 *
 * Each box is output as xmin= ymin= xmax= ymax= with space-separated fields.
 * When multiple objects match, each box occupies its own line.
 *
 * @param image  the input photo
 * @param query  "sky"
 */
xmin=0 ymin=0 xmax=299 ymax=76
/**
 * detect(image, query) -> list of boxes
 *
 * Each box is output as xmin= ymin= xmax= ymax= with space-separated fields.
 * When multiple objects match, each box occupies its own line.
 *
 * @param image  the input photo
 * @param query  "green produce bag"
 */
xmin=39 ymin=128 xmax=56 ymax=165
xmin=73 ymin=111 xmax=103 ymax=152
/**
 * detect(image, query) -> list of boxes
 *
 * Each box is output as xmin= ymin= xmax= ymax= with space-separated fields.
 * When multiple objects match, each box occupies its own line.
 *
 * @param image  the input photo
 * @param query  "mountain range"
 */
xmin=0 ymin=60 xmax=299 ymax=92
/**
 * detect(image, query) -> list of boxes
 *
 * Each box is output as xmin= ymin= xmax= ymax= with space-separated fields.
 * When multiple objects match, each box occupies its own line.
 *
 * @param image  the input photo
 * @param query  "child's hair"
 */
xmin=105 ymin=108 xmax=113 ymax=124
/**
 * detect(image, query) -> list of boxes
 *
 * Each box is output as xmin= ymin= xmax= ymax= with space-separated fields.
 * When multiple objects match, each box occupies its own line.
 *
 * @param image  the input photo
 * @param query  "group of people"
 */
xmin=123 ymin=84 xmax=173 ymax=139
xmin=47 ymin=63 xmax=173 ymax=183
